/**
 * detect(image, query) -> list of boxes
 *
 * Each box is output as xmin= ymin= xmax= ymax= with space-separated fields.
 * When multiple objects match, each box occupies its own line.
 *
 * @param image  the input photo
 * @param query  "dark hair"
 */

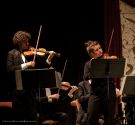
xmin=13 ymin=31 xmax=31 ymax=46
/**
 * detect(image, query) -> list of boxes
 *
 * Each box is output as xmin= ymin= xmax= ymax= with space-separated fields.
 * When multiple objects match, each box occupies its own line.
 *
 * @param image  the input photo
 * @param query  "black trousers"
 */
xmin=86 ymin=94 xmax=116 ymax=125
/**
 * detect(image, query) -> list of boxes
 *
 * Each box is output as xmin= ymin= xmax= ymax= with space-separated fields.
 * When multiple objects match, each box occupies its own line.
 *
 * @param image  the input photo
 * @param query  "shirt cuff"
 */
xmin=68 ymin=94 xmax=73 ymax=98
xmin=21 ymin=63 xmax=28 ymax=70
xmin=47 ymin=96 xmax=52 ymax=102
xmin=46 ymin=59 xmax=51 ymax=65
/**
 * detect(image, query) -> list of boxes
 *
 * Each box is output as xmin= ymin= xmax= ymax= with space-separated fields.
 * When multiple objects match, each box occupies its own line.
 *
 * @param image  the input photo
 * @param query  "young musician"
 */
xmin=6 ymin=30 xmax=56 ymax=122
xmin=83 ymin=40 xmax=116 ymax=125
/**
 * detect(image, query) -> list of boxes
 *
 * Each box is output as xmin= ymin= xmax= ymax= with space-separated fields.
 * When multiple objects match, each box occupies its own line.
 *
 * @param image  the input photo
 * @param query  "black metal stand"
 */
xmin=122 ymin=97 xmax=135 ymax=125
xmin=90 ymin=58 xmax=125 ymax=78
xmin=15 ymin=68 xmax=57 ymax=123
xmin=121 ymin=75 xmax=135 ymax=125
xmin=90 ymin=58 xmax=125 ymax=97
xmin=90 ymin=58 xmax=126 ymax=124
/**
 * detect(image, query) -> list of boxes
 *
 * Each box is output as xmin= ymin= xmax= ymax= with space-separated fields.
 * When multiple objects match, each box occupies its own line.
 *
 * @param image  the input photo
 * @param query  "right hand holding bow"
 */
xmin=26 ymin=61 xmax=35 ymax=68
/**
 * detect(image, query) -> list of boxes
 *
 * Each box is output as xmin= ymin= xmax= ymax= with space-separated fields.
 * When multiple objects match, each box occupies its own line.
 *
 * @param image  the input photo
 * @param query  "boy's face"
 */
xmin=91 ymin=44 xmax=103 ymax=58
xmin=21 ymin=39 xmax=29 ymax=50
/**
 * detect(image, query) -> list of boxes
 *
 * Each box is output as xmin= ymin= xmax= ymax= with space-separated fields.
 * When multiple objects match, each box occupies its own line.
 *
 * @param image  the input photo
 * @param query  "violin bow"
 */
xmin=33 ymin=25 xmax=42 ymax=62
xmin=57 ymin=59 xmax=68 ymax=94
xmin=107 ymin=28 xmax=114 ymax=53
xmin=61 ymin=59 xmax=68 ymax=81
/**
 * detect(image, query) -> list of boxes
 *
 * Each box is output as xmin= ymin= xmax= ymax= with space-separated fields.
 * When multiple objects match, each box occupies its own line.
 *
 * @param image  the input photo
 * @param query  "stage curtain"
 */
xmin=104 ymin=0 xmax=122 ymax=115
xmin=104 ymin=0 xmax=122 ymax=58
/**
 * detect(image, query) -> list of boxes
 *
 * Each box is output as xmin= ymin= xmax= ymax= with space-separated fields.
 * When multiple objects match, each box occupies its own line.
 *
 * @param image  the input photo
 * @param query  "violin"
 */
xmin=103 ymin=52 xmax=118 ymax=59
xmin=23 ymin=48 xmax=48 ymax=57
xmin=23 ymin=47 xmax=61 ymax=57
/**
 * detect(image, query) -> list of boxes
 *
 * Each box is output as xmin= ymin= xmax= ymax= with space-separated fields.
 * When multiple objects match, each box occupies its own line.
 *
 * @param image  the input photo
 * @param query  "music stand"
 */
xmin=90 ymin=58 xmax=126 ymax=98
xmin=121 ymin=75 xmax=135 ymax=97
xmin=15 ymin=68 xmax=57 ymax=120
xmin=90 ymin=58 xmax=126 ymax=78
xmin=120 ymin=75 xmax=135 ymax=124
xmin=15 ymin=68 xmax=56 ymax=90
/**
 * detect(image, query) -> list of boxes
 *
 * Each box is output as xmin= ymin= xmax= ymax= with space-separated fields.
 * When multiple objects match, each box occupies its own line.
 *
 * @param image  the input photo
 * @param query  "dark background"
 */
xmin=0 ymin=1 xmax=104 ymax=91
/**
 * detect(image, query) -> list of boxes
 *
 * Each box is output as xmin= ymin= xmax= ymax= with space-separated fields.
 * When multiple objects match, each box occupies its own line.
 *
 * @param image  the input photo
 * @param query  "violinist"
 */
xmin=6 ymin=30 xmax=57 ymax=122
xmin=83 ymin=40 xmax=116 ymax=125
xmin=6 ymin=30 xmax=37 ymax=121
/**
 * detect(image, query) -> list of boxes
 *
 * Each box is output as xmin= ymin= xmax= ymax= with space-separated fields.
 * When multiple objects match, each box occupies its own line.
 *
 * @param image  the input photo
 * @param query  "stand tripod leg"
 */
xmin=107 ymin=77 xmax=110 ymax=100
xmin=132 ymin=103 xmax=135 ymax=125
